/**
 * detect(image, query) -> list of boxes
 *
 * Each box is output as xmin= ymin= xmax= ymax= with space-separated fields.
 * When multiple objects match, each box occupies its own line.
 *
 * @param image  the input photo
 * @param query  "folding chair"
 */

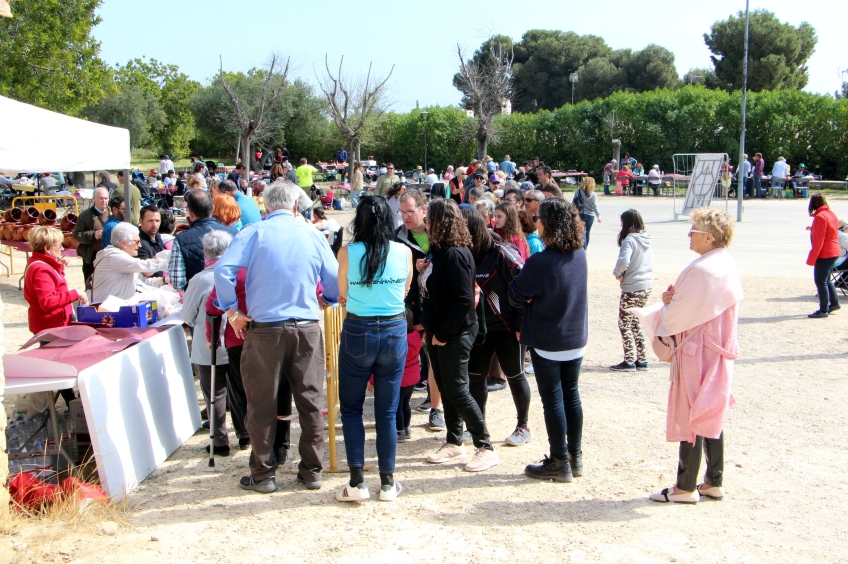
xmin=831 ymin=266 xmax=848 ymax=297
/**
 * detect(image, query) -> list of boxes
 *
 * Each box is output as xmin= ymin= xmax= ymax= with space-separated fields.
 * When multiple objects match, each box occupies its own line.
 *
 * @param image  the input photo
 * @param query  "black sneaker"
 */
xmin=413 ymin=381 xmax=428 ymax=392
xmin=239 ymin=475 xmax=276 ymax=493
xmin=416 ymin=398 xmax=432 ymax=412
xmin=524 ymin=455 xmax=573 ymax=482
xmin=296 ymin=472 xmax=323 ymax=490
xmin=487 ymin=381 xmax=506 ymax=392
xmin=808 ymin=310 xmax=828 ymax=318
xmin=274 ymin=446 xmax=288 ymax=465
xmin=569 ymin=452 xmax=583 ymax=477
xmin=428 ymin=408 xmax=445 ymax=431
xmin=201 ymin=420 xmax=210 ymax=430
xmin=205 ymin=444 xmax=231 ymax=456
xmin=610 ymin=361 xmax=636 ymax=372
xmin=635 ymin=361 xmax=649 ymax=371
xmin=828 ymin=304 xmax=841 ymax=313
xmin=239 ymin=437 xmax=251 ymax=450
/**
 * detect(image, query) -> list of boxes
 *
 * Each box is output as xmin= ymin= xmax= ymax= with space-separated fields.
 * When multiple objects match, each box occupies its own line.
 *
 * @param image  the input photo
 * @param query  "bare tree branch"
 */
xmin=316 ymin=55 xmax=394 ymax=161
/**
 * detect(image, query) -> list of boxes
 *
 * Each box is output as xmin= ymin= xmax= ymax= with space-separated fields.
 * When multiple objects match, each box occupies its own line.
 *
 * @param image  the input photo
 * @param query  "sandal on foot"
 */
xmin=697 ymin=483 xmax=725 ymax=499
xmin=649 ymin=485 xmax=699 ymax=504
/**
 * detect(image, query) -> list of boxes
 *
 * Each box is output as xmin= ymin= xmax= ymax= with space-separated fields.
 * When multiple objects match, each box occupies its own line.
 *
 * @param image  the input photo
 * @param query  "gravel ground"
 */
xmin=2 ymin=196 xmax=847 ymax=563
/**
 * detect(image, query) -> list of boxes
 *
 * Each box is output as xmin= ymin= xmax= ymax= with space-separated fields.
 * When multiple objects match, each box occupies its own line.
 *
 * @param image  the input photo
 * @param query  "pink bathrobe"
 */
xmin=633 ymin=247 xmax=743 ymax=444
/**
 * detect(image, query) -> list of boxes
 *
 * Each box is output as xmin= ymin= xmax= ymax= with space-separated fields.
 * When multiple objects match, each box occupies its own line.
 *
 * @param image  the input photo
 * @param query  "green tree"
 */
xmin=0 ymin=0 xmax=110 ymax=114
xmin=618 ymin=45 xmax=679 ymax=92
xmin=682 ymin=68 xmax=722 ymax=89
xmin=80 ymin=85 xmax=166 ymax=149
xmin=704 ymin=10 xmax=817 ymax=91
xmin=512 ymin=30 xmax=611 ymax=111
xmin=115 ymin=58 xmax=200 ymax=158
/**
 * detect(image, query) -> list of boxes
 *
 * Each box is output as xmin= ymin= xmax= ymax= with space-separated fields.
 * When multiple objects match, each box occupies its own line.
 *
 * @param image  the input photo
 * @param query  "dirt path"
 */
xmin=2 ymin=199 xmax=847 ymax=563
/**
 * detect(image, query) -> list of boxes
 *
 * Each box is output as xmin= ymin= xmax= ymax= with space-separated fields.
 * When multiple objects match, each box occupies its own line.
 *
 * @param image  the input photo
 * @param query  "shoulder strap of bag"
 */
xmin=667 ymin=324 xmax=704 ymax=356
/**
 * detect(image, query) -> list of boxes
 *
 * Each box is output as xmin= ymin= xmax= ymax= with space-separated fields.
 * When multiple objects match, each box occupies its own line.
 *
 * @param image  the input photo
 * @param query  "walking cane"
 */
xmin=207 ymin=314 xmax=222 ymax=469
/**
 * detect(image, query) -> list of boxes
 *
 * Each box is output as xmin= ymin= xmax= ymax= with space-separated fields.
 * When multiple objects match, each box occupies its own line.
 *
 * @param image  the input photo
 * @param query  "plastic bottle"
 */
xmin=8 ymin=435 xmax=20 ymax=454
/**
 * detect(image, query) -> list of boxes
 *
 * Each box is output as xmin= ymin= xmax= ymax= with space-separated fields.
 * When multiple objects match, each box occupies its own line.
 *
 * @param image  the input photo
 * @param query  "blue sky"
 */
xmin=92 ymin=0 xmax=846 ymax=111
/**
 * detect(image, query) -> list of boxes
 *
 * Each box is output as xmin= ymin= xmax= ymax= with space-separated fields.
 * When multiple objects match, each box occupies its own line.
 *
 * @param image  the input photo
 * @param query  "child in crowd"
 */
xmin=369 ymin=309 xmax=422 ymax=442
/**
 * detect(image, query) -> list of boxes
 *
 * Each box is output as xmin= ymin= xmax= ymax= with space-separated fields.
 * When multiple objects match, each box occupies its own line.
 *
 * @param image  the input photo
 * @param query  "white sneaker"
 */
xmin=464 ymin=447 xmax=499 ymax=472
xmin=524 ymin=362 xmax=534 ymax=374
xmin=425 ymin=442 xmax=466 ymax=464
xmin=379 ymin=479 xmax=402 ymax=501
xmin=336 ymin=483 xmax=370 ymax=502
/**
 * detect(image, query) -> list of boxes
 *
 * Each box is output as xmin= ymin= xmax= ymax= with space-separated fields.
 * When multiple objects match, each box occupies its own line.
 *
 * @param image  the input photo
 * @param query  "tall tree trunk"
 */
xmin=72 ymin=172 xmax=87 ymax=189
xmin=477 ymin=136 xmax=488 ymax=163
xmin=241 ymin=134 xmax=251 ymax=186
xmin=235 ymin=137 xmax=241 ymax=166
xmin=612 ymin=139 xmax=621 ymax=169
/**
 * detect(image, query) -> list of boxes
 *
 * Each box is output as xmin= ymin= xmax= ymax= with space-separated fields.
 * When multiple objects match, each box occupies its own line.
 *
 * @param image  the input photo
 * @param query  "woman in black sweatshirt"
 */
xmin=508 ymin=197 xmax=588 ymax=483
xmin=462 ymin=208 xmax=533 ymax=447
xmin=420 ymin=199 xmax=498 ymax=473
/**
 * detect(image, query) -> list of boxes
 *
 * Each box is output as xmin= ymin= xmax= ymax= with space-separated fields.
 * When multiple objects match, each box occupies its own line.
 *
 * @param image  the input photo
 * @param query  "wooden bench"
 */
xmin=808 ymin=180 xmax=848 ymax=191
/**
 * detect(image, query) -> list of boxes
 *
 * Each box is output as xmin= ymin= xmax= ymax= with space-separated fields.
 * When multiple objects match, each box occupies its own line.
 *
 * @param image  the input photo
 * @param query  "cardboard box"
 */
xmin=69 ymin=398 xmax=89 ymax=465
xmin=76 ymin=301 xmax=158 ymax=328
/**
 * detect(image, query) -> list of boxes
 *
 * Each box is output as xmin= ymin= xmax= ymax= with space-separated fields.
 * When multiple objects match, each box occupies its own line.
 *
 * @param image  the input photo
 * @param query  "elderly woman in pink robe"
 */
xmin=634 ymin=208 xmax=743 ymax=504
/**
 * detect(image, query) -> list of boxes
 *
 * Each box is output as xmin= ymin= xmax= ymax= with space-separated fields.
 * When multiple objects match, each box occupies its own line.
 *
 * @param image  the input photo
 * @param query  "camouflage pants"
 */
xmin=618 ymin=290 xmax=650 ymax=363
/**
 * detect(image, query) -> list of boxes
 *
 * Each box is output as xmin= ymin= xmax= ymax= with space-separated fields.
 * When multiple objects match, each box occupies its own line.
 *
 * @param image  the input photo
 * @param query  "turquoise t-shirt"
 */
xmin=346 ymin=241 xmax=409 ymax=316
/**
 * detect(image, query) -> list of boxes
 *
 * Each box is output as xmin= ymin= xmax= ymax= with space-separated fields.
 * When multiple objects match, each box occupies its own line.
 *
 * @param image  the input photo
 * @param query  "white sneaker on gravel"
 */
xmin=504 ymin=426 xmax=532 ymax=446
xmin=464 ymin=447 xmax=499 ymax=472
xmin=379 ymin=479 xmax=402 ymax=501
xmin=425 ymin=442 xmax=466 ymax=464
xmin=336 ymin=483 xmax=370 ymax=502
xmin=525 ymin=362 xmax=534 ymax=374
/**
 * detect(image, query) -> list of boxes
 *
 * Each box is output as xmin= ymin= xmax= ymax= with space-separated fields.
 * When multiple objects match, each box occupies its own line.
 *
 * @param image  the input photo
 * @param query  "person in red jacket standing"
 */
xmin=24 ymin=226 xmax=89 ymax=407
xmin=24 ymin=226 xmax=88 ymax=334
xmin=806 ymin=194 xmax=841 ymax=318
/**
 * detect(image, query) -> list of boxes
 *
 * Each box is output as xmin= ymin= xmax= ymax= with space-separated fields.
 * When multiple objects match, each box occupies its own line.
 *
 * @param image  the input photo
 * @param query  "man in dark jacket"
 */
xmin=137 ymin=204 xmax=167 ymax=279
xmin=535 ymin=166 xmax=563 ymax=198
xmin=72 ymin=187 xmax=109 ymax=283
xmin=167 ymin=190 xmax=237 ymax=291
xmin=227 ymin=163 xmax=245 ymax=191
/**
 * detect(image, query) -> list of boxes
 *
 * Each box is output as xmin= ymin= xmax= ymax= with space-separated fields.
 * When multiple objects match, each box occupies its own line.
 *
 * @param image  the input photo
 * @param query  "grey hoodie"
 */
xmin=613 ymin=232 xmax=653 ymax=292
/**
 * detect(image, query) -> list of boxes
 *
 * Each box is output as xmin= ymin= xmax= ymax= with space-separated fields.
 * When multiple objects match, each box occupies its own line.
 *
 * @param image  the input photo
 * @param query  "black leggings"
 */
xmin=468 ymin=330 xmax=531 ymax=428
xmin=395 ymin=385 xmax=415 ymax=431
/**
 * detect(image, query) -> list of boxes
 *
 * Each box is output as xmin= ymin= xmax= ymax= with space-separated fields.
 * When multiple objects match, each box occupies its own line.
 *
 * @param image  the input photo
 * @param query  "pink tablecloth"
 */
xmin=1 ymin=239 xmax=77 ymax=257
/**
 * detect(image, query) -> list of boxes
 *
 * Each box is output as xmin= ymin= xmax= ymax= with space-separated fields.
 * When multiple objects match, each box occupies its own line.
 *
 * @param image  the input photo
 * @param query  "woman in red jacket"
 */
xmin=806 ymin=194 xmax=841 ymax=318
xmin=24 ymin=226 xmax=88 ymax=334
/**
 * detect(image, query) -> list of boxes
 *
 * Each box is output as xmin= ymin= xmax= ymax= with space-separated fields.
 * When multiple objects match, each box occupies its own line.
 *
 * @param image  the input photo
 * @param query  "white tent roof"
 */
xmin=0 ymin=95 xmax=131 ymax=173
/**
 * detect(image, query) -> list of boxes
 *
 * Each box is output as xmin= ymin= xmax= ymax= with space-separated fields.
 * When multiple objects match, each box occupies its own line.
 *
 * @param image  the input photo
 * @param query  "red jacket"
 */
xmin=807 ymin=206 xmax=840 ymax=265
xmin=205 ymin=267 xmax=247 ymax=349
xmin=24 ymin=252 xmax=80 ymax=334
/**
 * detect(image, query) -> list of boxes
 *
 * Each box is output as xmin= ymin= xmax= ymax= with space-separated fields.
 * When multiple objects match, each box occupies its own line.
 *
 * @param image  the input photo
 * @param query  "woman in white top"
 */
xmin=386 ymin=181 xmax=406 ymax=231
xmin=91 ymin=222 xmax=171 ymax=302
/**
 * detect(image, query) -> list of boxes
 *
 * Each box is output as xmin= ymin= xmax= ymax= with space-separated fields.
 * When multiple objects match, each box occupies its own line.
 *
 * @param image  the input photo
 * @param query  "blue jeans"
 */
xmin=580 ymin=213 xmax=595 ymax=250
xmin=603 ymin=175 xmax=611 ymax=196
xmin=351 ymin=190 xmax=363 ymax=207
xmin=813 ymin=257 xmax=840 ymax=313
xmin=753 ymin=174 xmax=764 ymax=198
xmin=530 ymin=351 xmax=583 ymax=460
xmin=338 ymin=317 xmax=407 ymax=473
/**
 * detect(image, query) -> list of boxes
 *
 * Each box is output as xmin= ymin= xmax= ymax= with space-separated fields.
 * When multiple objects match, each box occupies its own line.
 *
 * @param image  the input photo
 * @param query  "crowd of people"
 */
xmin=22 ymin=142 xmax=846 ymax=507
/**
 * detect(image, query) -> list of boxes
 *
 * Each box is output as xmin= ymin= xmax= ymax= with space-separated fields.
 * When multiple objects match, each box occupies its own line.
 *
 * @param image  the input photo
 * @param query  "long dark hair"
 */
xmin=461 ymin=208 xmax=493 ymax=261
xmin=617 ymin=209 xmax=645 ymax=246
xmin=538 ymin=198 xmax=584 ymax=252
xmin=808 ymin=193 xmax=827 ymax=216
xmin=351 ymin=195 xmax=394 ymax=287
xmin=495 ymin=202 xmax=521 ymax=241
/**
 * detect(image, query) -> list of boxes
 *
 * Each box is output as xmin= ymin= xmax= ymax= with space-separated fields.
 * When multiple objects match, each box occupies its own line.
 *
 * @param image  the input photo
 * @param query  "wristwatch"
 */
xmin=228 ymin=310 xmax=240 ymax=323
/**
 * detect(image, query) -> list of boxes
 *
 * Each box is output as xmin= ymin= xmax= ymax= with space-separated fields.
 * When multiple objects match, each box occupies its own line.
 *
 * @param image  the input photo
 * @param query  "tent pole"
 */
xmin=123 ymin=169 xmax=132 ymax=223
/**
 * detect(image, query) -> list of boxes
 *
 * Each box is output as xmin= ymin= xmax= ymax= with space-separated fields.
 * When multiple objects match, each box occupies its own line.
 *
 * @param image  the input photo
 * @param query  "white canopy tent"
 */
xmin=0 ymin=95 xmax=131 ymax=174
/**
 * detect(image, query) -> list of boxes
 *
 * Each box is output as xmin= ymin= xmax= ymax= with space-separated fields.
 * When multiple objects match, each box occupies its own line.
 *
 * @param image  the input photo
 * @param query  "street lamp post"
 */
xmin=569 ymin=73 xmax=579 ymax=105
xmin=737 ymin=0 xmax=750 ymax=222
xmin=421 ymin=111 xmax=429 ymax=174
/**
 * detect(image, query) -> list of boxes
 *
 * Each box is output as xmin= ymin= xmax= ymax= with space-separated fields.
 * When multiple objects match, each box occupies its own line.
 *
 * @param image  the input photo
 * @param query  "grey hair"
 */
xmin=264 ymin=180 xmax=300 ymax=211
xmin=475 ymin=198 xmax=495 ymax=217
xmin=251 ymin=179 xmax=267 ymax=187
xmin=112 ymin=222 xmax=139 ymax=247
xmin=202 ymin=230 xmax=233 ymax=260
xmin=527 ymin=190 xmax=545 ymax=201
xmin=97 ymin=171 xmax=111 ymax=183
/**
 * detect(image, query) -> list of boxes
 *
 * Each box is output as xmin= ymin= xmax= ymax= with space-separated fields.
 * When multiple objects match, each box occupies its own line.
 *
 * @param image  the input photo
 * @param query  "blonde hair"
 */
xmin=691 ymin=208 xmax=735 ymax=248
xmin=28 ymin=226 xmax=63 ymax=253
xmin=187 ymin=176 xmax=203 ymax=190
xmin=580 ymin=176 xmax=596 ymax=195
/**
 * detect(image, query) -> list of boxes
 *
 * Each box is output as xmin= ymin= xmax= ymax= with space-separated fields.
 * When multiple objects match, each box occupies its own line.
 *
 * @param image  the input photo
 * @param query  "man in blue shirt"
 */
xmin=335 ymin=148 xmax=348 ymax=163
xmin=218 ymin=179 xmax=261 ymax=227
xmin=101 ymin=194 xmax=125 ymax=248
xmin=499 ymin=155 xmax=516 ymax=178
xmin=214 ymin=181 xmax=340 ymax=494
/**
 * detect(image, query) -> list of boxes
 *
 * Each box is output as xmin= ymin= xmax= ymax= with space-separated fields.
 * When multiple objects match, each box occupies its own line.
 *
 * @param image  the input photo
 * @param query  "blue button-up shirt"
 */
xmin=214 ymin=209 xmax=340 ymax=321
